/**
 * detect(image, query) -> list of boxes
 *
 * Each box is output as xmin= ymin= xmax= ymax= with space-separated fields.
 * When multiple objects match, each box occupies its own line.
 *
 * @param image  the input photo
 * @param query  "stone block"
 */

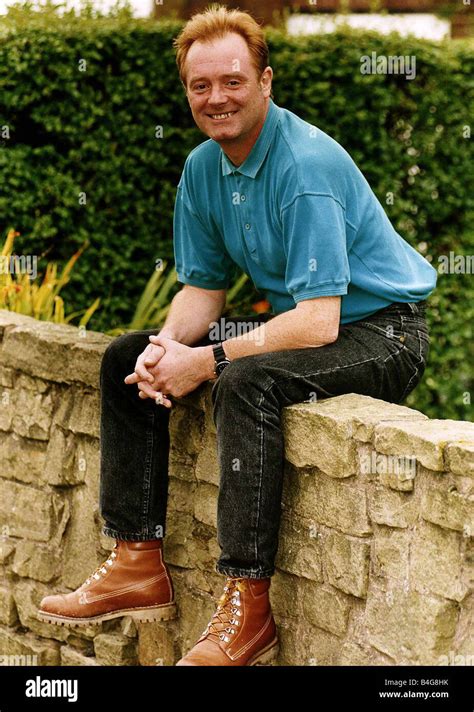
xmin=0 ymin=432 xmax=47 ymax=484
xmin=372 ymin=527 xmax=410 ymax=583
xmin=358 ymin=443 xmax=418 ymax=491
xmin=195 ymin=432 xmax=219 ymax=486
xmin=282 ymin=400 xmax=358 ymax=477
xmin=0 ymin=480 xmax=69 ymax=542
xmin=368 ymin=484 xmax=418 ymax=528
xmin=137 ymin=620 xmax=179 ymax=666
xmin=411 ymin=521 xmax=469 ymax=602
xmin=94 ymin=632 xmax=138 ymax=666
xmin=322 ymin=530 xmax=370 ymax=598
xmin=446 ymin=443 xmax=474 ymax=477
xmin=270 ymin=570 xmax=303 ymax=619
xmin=60 ymin=646 xmax=100 ymax=666
xmin=0 ymin=586 xmax=18 ymax=626
xmin=44 ymin=427 xmax=80 ymax=485
xmin=68 ymin=390 xmax=100 ymax=438
xmin=275 ymin=513 xmax=323 ymax=582
xmin=421 ymin=480 xmax=474 ymax=535
xmin=168 ymin=477 xmax=195 ymax=514
xmin=301 ymin=579 xmax=352 ymax=636
xmin=365 ymin=579 xmax=458 ymax=664
xmin=282 ymin=394 xmax=426 ymax=476
xmin=61 ymin=486 xmax=102 ymax=591
xmin=0 ymin=626 xmax=60 ymax=665
xmin=193 ymin=483 xmax=218 ymax=528
xmin=163 ymin=512 xmax=196 ymax=569
xmin=0 ymin=388 xmax=13 ymax=431
xmin=0 ymin=366 xmax=14 ymax=388
xmin=11 ymin=388 xmax=54 ymax=440
xmin=283 ymin=465 xmax=372 ymax=537
xmin=169 ymin=404 xmax=203 ymax=466
xmin=0 ymin=540 xmax=15 ymax=564
xmin=1 ymin=316 xmax=111 ymax=388
xmin=12 ymin=540 xmax=61 ymax=583
xmin=13 ymin=579 xmax=70 ymax=643
xmin=374 ymin=420 xmax=474 ymax=472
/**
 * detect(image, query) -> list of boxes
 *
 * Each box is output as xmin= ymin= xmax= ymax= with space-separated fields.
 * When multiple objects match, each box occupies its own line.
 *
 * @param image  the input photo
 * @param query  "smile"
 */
xmin=208 ymin=111 xmax=237 ymax=120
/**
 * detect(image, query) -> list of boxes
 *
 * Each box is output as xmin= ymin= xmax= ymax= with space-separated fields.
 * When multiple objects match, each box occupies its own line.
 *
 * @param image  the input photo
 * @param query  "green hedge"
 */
xmin=0 ymin=14 xmax=472 ymax=418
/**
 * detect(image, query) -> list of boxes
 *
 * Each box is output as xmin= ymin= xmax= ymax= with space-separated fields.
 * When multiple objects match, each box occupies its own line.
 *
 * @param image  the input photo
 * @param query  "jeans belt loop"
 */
xmin=407 ymin=302 xmax=418 ymax=315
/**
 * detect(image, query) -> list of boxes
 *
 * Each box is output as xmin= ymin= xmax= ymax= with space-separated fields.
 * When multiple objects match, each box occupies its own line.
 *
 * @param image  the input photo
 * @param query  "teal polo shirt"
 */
xmin=173 ymin=98 xmax=437 ymax=324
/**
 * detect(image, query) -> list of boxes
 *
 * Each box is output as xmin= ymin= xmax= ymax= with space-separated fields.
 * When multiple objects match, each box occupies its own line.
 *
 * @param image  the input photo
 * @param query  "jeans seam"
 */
xmin=102 ymin=527 xmax=165 ymax=541
xmin=141 ymin=410 xmax=155 ymax=534
xmin=254 ymin=388 xmax=265 ymax=569
xmin=264 ymin=353 xmax=390 ymax=390
xmin=399 ymin=316 xmax=424 ymax=401
xmin=215 ymin=563 xmax=274 ymax=579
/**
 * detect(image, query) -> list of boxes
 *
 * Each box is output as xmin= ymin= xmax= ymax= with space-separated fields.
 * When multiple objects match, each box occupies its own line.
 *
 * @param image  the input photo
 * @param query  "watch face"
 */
xmin=216 ymin=359 xmax=231 ymax=375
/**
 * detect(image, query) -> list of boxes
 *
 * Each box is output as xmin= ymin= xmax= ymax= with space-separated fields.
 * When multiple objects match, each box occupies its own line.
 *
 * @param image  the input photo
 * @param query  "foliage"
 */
xmin=0 ymin=7 xmax=472 ymax=417
xmin=0 ymin=228 xmax=99 ymax=325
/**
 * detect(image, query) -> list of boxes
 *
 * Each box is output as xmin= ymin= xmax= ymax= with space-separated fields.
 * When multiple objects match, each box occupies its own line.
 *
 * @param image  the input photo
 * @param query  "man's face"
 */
xmin=183 ymin=32 xmax=272 ymax=146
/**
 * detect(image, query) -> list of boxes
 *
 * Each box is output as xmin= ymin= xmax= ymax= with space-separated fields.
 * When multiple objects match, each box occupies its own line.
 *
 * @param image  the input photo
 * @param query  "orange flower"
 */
xmin=252 ymin=299 xmax=271 ymax=314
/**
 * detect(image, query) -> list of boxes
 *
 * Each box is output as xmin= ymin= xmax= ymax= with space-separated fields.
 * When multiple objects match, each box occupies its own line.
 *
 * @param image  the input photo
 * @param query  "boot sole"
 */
xmin=248 ymin=638 xmax=279 ymax=666
xmin=37 ymin=602 xmax=177 ymax=627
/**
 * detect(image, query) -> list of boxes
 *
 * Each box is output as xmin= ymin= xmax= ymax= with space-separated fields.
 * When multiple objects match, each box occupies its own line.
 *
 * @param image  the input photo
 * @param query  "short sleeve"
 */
xmin=173 ymin=170 xmax=235 ymax=290
xmin=281 ymin=193 xmax=350 ymax=301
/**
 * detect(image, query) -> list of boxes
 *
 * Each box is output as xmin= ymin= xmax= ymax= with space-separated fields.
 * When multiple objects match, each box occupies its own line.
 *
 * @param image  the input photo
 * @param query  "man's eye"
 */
xmin=194 ymin=84 xmax=206 ymax=91
xmin=228 ymin=80 xmax=240 ymax=86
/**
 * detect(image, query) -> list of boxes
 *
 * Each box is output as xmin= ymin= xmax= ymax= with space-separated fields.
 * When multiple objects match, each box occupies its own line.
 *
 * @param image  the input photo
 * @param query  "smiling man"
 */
xmin=38 ymin=5 xmax=437 ymax=666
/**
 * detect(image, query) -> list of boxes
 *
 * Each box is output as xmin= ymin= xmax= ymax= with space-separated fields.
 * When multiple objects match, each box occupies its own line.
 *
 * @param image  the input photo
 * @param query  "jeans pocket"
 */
xmin=358 ymin=314 xmax=406 ymax=344
xmin=401 ymin=315 xmax=431 ymax=361
xmin=398 ymin=330 xmax=429 ymax=401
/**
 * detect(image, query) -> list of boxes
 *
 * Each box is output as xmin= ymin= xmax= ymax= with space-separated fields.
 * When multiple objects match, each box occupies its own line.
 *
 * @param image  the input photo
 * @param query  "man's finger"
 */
xmin=124 ymin=363 xmax=153 ymax=384
xmin=137 ymin=380 xmax=162 ymax=399
xmin=149 ymin=334 xmax=170 ymax=347
xmin=124 ymin=370 xmax=153 ymax=384
xmin=139 ymin=391 xmax=173 ymax=408
xmin=124 ymin=372 xmax=140 ymax=384
xmin=144 ymin=345 xmax=165 ymax=367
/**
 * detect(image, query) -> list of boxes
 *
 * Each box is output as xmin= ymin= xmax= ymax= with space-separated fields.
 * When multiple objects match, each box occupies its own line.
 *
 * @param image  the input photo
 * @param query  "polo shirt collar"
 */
xmin=220 ymin=99 xmax=280 ymax=179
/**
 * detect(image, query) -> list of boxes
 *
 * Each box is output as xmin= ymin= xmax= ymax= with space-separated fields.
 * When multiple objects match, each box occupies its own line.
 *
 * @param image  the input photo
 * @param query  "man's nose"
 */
xmin=207 ymin=84 xmax=228 ymax=106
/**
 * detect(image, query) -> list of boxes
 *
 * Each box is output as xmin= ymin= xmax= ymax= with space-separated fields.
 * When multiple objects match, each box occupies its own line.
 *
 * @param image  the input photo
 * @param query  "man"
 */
xmin=38 ymin=6 xmax=437 ymax=666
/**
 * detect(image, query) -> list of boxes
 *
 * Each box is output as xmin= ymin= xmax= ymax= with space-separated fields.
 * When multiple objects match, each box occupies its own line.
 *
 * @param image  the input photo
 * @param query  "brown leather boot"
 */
xmin=37 ymin=540 xmax=176 ymax=627
xmin=176 ymin=576 xmax=279 ymax=666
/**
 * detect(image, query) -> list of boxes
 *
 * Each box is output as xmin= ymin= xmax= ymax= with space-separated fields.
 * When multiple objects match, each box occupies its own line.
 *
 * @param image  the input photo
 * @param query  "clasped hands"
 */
xmin=124 ymin=335 xmax=216 ymax=408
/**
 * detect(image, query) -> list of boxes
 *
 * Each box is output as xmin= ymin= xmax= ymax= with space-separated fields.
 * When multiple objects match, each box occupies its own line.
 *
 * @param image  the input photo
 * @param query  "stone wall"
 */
xmin=0 ymin=310 xmax=472 ymax=667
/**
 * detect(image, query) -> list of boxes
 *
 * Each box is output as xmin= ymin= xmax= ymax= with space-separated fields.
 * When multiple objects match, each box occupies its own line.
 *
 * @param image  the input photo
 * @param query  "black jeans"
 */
xmin=99 ymin=300 xmax=430 ymax=579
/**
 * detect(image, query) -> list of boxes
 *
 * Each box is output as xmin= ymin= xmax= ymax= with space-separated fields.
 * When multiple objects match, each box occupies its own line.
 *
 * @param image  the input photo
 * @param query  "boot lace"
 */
xmin=83 ymin=545 xmax=118 ymax=586
xmin=201 ymin=577 xmax=248 ymax=644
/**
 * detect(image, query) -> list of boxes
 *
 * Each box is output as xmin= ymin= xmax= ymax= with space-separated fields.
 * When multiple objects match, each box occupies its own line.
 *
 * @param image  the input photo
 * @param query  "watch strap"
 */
xmin=212 ymin=342 xmax=228 ymax=363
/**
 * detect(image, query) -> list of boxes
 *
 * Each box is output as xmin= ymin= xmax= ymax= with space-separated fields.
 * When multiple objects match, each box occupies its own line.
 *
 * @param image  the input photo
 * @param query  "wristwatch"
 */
xmin=212 ymin=342 xmax=231 ymax=377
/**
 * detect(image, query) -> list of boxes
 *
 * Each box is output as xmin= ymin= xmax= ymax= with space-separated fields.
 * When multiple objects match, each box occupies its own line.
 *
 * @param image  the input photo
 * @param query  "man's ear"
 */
xmin=260 ymin=66 xmax=273 ymax=98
